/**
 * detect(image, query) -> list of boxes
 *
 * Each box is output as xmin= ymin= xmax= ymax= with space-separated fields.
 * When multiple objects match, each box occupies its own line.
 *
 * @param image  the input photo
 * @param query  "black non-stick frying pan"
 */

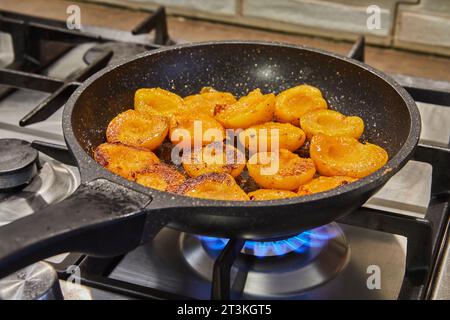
xmin=0 ymin=41 xmax=420 ymax=279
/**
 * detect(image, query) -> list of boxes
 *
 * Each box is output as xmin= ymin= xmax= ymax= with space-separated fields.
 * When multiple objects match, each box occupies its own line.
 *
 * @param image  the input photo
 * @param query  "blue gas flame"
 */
xmin=199 ymin=224 xmax=338 ymax=257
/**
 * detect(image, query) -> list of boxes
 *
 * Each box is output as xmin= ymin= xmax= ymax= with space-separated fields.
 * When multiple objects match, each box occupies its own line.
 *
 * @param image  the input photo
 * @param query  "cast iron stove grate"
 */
xmin=0 ymin=6 xmax=169 ymax=125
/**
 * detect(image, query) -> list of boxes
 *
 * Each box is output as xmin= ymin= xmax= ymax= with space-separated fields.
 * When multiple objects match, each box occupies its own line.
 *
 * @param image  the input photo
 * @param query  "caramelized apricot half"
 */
xmin=175 ymin=173 xmax=249 ymax=201
xmin=214 ymin=89 xmax=275 ymax=129
xmin=134 ymin=88 xmax=185 ymax=116
xmin=247 ymin=149 xmax=316 ymax=190
xmin=239 ymin=122 xmax=306 ymax=152
xmin=169 ymin=112 xmax=225 ymax=147
xmin=94 ymin=143 xmax=160 ymax=180
xmin=300 ymin=109 xmax=364 ymax=139
xmin=275 ymin=84 xmax=327 ymax=125
xmin=106 ymin=109 xmax=169 ymax=150
xmin=297 ymin=176 xmax=357 ymax=196
xmin=135 ymin=163 xmax=185 ymax=192
xmin=182 ymin=142 xmax=245 ymax=178
xmin=310 ymin=134 xmax=388 ymax=178
xmin=248 ymin=189 xmax=298 ymax=201
xmin=184 ymin=90 xmax=236 ymax=117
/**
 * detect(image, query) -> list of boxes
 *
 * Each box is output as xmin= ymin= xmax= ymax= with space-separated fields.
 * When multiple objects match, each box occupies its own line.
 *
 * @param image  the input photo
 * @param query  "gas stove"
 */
xmin=0 ymin=7 xmax=449 ymax=300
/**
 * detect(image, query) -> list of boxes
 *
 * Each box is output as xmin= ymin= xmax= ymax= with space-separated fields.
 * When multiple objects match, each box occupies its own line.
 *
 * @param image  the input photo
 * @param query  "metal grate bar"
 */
xmin=0 ymin=68 xmax=64 ymax=93
xmin=347 ymin=35 xmax=365 ymax=62
xmin=337 ymin=207 xmax=433 ymax=300
xmin=211 ymin=239 xmax=245 ymax=300
xmin=18 ymin=50 xmax=113 ymax=126
xmin=0 ymin=8 xmax=167 ymax=49
xmin=80 ymin=274 xmax=193 ymax=300
xmin=31 ymin=141 xmax=75 ymax=166
xmin=132 ymin=6 xmax=169 ymax=45
xmin=392 ymin=74 xmax=450 ymax=107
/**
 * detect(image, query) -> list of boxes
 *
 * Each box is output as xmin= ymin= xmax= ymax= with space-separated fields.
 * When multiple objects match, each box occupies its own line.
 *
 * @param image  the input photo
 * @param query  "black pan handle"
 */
xmin=0 ymin=179 xmax=160 ymax=279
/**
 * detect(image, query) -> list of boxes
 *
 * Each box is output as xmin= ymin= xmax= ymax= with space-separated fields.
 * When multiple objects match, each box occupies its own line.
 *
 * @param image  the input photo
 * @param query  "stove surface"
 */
xmin=0 ymin=156 xmax=79 ymax=226
xmin=109 ymin=225 xmax=405 ymax=300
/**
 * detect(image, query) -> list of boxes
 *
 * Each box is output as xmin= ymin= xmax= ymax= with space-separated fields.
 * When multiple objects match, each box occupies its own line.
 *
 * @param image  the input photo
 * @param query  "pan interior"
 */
xmin=71 ymin=43 xmax=411 ymax=164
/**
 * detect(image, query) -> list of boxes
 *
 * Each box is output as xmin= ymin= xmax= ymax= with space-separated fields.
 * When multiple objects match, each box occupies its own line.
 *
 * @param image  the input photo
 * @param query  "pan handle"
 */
xmin=0 ymin=179 xmax=160 ymax=279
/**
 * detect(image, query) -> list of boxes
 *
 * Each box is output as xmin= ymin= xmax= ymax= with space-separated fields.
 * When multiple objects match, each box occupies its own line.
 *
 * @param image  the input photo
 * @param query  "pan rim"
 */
xmin=63 ymin=40 xmax=421 ymax=209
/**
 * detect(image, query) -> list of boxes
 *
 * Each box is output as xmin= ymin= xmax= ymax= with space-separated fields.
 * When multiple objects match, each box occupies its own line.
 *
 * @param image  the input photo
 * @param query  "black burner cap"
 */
xmin=0 ymin=139 xmax=39 ymax=191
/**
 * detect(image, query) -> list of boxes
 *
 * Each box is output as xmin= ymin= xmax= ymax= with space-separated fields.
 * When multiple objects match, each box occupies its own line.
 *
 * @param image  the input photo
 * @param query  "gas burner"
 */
xmin=181 ymin=223 xmax=349 ymax=297
xmin=0 ymin=159 xmax=78 ymax=226
xmin=83 ymin=42 xmax=150 ymax=66
xmin=199 ymin=224 xmax=344 ymax=257
xmin=0 ymin=261 xmax=63 ymax=300
xmin=199 ymin=228 xmax=336 ymax=257
xmin=0 ymin=139 xmax=39 ymax=192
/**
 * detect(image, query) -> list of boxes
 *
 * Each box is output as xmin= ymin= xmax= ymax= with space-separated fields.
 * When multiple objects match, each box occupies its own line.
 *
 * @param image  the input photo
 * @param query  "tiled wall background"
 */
xmin=84 ymin=0 xmax=450 ymax=56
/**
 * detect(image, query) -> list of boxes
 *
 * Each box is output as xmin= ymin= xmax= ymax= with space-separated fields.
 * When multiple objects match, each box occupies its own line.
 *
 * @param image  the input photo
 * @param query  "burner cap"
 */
xmin=0 ymin=261 xmax=63 ymax=300
xmin=83 ymin=42 xmax=149 ymax=66
xmin=0 ymin=139 xmax=39 ymax=191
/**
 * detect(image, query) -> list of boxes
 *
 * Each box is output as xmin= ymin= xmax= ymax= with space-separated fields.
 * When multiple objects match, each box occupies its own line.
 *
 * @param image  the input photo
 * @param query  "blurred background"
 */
xmin=83 ymin=0 xmax=450 ymax=56
xmin=1 ymin=0 xmax=449 ymax=81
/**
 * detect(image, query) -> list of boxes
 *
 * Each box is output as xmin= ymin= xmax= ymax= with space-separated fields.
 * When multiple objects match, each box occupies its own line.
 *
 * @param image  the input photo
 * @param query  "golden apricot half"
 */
xmin=169 ymin=112 xmax=225 ymax=147
xmin=135 ymin=163 xmax=185 ymax=192
xmin=310 ymin=134 xmax=388 ymax=178
xmin=182 ymin=142 xmax=246 ymax=178
xmin=248 ymin=189 xmax=298 ymax=201
xmin=134 ymin=88 xmax=185 ymax=116
xmin=239 ymin=122 xmax=306 ymax=152
xmin=300 ymin=109 xmax=364 ymax=139
xmin=175 ymin=173 xmax=249 ymax=201
xmin=94 ymin=143 xmax=160 ymax=180
xmin=247 ymin=149 xmax=316 ymax=190
xmin=106 ymin=109 xmax=169 ymax=150
xmin=298 ymin=176 xmax=357 ymax=196
xmin=184 ymin=91 xmax=236 ymax=117
xmin=275 ymin=84 xmax=327 ymax=125
xmin=214 ymin=89 xmax=275 ymax=129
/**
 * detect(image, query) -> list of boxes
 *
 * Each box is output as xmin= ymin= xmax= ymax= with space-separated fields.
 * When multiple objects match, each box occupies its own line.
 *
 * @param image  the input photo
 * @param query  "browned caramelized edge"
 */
xmin=136 ymin=163 xmax=186 ymax=192
xmin=93 ymin=142 xmax=157 ymax=167
xmin=174 ymin=172 xmax=234 ymax=195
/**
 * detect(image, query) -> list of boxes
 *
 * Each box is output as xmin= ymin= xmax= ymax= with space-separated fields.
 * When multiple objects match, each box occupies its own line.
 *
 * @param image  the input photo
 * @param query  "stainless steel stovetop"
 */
xmin=0 ymin=11 xmax=449 ymax=300
xmin=108 ymin=224 xmax=405 ymax=299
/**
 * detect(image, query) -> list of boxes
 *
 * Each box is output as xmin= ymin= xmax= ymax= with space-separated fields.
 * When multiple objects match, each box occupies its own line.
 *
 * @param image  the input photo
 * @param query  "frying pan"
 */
xmin=0 ymin=41 xmax=420 ymax=279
